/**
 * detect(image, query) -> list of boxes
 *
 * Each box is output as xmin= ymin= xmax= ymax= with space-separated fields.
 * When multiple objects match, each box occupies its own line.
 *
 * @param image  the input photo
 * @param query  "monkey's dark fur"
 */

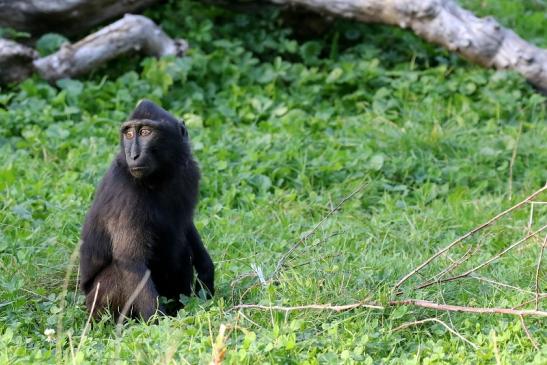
xmin=79 ymin=100 xmax=214 ymax=320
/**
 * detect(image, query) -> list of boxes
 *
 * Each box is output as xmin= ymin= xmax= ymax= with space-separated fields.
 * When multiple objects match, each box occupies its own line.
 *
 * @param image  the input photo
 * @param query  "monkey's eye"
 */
xmin=140 ymin=128 xmax=152 ymax=137
xmin=125 ymin=130 xmax=135 ymax=139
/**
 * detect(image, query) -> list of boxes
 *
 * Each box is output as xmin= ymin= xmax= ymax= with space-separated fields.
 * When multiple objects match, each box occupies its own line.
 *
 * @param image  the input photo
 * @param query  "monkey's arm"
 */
xmin=79 ymin=225 xmax=113 ymax=293
xmin=186 ymin=224 xmax=215 ymax=297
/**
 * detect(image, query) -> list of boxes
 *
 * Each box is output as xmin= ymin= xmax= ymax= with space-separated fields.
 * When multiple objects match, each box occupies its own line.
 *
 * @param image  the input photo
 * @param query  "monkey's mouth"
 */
xmin=129 ymin=166 xmax=149 ymax=177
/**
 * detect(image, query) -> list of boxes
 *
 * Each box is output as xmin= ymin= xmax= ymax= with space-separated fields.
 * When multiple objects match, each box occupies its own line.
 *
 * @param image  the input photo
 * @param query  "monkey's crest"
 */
xmin=130 ymin=99 xmax=185 ymax=128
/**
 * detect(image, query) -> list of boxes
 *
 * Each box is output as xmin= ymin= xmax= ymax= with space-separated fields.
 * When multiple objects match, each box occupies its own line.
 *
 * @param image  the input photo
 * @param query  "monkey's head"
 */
xmin=121 ymin=99 xmax=191 ymax=179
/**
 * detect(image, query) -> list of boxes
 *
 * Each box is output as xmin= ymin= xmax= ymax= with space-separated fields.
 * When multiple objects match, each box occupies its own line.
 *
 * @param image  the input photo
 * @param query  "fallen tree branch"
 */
xmin=415 ymin=224 xmax=547 ymax=289
xmin=0 ymin=14 xmax=187 ymax=84
xmin=34 ymin=14 xmax=187 ymax=82
xmin=234 ymin=299 xmax=547 ymax=317
xmin=389 ymin=299 xmax=547 ymax=318
xmin=395 ymin=184 xmax=547 ymax=291
xmin=268 ymin=0 xmax=547 ymax=92
xmin=233 ymin=301 xmax=385 ymax=312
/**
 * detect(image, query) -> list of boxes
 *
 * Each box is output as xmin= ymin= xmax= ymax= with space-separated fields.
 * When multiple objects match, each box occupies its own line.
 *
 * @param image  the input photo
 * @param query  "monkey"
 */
xmin=79 ymin=99 xmax=214 ymax=321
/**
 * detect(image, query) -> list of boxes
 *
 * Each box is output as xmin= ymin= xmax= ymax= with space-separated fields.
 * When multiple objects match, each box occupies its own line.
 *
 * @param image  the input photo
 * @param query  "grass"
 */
xmin=0 ymin=0 xmax=546 ymax=363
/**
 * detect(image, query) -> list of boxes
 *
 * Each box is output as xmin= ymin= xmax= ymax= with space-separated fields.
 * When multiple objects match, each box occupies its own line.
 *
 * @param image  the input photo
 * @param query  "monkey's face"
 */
xmin=121 ymin=119 xmax=187 ymax=179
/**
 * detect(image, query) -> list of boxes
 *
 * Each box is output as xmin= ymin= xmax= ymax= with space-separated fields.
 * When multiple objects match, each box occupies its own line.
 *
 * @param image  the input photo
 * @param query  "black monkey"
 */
xmin=79 ymin=100 xmax=214 ymax=320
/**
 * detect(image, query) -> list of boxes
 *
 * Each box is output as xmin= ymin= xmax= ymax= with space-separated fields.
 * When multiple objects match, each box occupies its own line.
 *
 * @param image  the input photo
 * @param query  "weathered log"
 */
xmin=0 ymin=39 xmax=38 ymax=84
xmin=1 ymin=0 xmax=545 ymax=91
xmin=0 ymin=0 xmax=160 ymax=37
xmin=0 ymin=14 xmax=187 ymax=84
xmin=267 ymin=0 xmax=547 ymax=92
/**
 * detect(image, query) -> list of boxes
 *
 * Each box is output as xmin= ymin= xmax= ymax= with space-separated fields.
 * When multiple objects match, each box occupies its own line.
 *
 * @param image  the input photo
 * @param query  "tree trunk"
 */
xmin=0 ymin=0 xmax=160 ymax=37
xmin=268 ymin=0 xmax=547 ymax=92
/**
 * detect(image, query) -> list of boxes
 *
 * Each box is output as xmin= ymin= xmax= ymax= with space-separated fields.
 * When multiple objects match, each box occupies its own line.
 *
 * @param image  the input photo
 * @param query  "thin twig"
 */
xmin=492 ymin=331 xmax=502 ymax=365
xmin=76 ymin=282 xmax=100 ymax=354
xmin=116 ymin=269 xmax=152 ymax=337
xmin=392 ymin=318 xmax=478 ymax=349
xmin=469 ymin=275 xmax=538 ymax=296
xmin=527 ymin=202 xmax=535 ymax=234
xmin=56 ymin=245 xmax=80 ymax=362
xmin=288 ymin=252 xmax=342 ymax=269
xmin=507 ymin=121 xmax=522 ymax=200
xmin=413 ymin=224 xmax=547 ymax=291
xmin=389 ymin=299 xmax=547 ymax=317
xmin=234 ymin=301 xmax=385 ymax=312
xmin=271 ymin=183 xmax=367 ymax=280
xmin=210 ymin=324 xmax=229 ymax=365
xmin=67 ymin=332 xmax=76 ymax=365
xmin=416 ymin=245 xmax=478 ymax=289
xmin=394 ymin=184 xmax=547 ymax=291
xmin=519 ymin=315 xmax=539 ymax=351
xmin=535 ymin=235 xmax=546 ymax=310
xmin=512 ymin=294 xmax=547 ymax=310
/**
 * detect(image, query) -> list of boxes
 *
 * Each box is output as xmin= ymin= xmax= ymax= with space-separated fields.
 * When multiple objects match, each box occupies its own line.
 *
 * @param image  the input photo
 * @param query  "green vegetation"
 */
xmin=0 ymin=1 xmax=546 ymax=363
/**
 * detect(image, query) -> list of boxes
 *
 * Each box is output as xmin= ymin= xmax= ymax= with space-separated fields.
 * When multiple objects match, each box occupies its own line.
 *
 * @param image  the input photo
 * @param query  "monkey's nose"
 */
xmin=132 ymin=154 xmax=140 ymax=160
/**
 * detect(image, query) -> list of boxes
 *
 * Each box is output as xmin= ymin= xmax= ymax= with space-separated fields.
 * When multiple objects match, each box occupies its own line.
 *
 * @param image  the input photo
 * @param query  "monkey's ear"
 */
xmin=180 ymin=121 xmax=188 ymax=138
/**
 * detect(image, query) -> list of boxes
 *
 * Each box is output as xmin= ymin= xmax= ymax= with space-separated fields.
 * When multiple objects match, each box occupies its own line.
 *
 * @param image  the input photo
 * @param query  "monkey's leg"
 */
xmin=186 ymin=224 xmax=215 ymax=297
xmin=85 ymin=264 xmax=123 ymax=320
xmin=119 ymin=263 xmax=162 ymax=321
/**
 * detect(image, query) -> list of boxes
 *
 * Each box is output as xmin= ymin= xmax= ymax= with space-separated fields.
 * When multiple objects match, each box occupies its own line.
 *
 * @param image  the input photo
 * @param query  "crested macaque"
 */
xmin=79 ymin=99 xmax=214 ymax=320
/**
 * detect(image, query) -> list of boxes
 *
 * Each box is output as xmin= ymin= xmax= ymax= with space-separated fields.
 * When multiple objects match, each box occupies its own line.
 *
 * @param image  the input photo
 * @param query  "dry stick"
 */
xmin=115 ymin=269 xmax=152 ymax=337
xmin=270 ymin=183 xmax=367 ymax=280
xmin=234 ymin=299 xmax=547 ymax=317
xmin=389 ymin=299 xmax=547 ymax=317
xmin=76 ymin=282 xmax=100 ymax=355
xmin=394 ymin=184 xmax=547 ymax=291
xmin=535 ymin=235 xmax=546 ymax=310
xmin=234 ymin=301 xmax=385 ymax=312
xmin=391 ymin=318 xmax=478 ymax=349
xmin=519 ymin=315 xmax=540 ymax=351
xmin=413 ymin=224 xmax=547 ymax=291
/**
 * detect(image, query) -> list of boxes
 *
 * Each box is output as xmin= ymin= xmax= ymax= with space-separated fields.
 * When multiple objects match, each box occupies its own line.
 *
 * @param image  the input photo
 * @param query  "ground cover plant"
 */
xmin=0 ymin=0 xmax=546 ymax=363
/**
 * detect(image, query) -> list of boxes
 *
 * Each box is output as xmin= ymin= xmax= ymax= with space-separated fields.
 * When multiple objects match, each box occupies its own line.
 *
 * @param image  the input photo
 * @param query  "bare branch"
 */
xmin=270 ymin=183 xmax=367 ymax=280
xmin=395 ymin=184 xmax=547 ymax=290
xmin=389 ymin=299 xmax=547 ymax=317
xmin=234 ymin=301 xmax=384 ymax=312
xmin=234 ymin=298 xmax=547 ymax=317
xmin=435 ymin=224 xmax=547 ymax=285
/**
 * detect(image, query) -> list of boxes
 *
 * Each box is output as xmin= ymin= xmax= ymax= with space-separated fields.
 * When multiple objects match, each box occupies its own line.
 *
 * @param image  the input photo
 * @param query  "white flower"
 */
xmin=44 ymin=328 xmax=55 ymax=343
